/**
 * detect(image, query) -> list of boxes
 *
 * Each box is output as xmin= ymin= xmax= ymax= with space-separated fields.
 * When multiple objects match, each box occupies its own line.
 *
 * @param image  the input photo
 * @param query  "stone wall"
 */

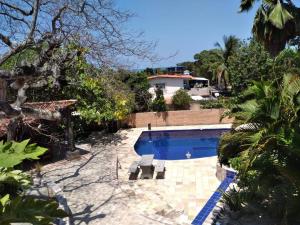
xmin=123 ymin=109 xmax=233 ymax=128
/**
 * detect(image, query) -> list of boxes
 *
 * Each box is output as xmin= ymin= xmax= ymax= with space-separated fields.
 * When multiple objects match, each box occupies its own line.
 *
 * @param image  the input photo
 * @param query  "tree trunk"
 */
xmin=7 ymin=118 xmax=21 ymax=141
xmin=0 ymin=79 xmax=6 ymax=101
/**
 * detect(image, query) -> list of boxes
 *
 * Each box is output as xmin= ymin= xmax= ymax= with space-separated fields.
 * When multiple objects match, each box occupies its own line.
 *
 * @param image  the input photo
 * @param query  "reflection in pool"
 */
xmin=134 ymin=129 xmax=229 ymax=160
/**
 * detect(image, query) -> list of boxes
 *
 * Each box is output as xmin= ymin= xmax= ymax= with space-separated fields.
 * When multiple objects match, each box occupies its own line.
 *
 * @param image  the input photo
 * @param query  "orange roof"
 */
xmin=148 ymin=74 xmax=193 ymax=80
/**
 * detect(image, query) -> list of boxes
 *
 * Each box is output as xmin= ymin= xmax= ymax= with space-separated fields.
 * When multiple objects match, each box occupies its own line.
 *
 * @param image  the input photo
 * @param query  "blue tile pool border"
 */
xmin=191 ymin=170 xmax=236 ymax=225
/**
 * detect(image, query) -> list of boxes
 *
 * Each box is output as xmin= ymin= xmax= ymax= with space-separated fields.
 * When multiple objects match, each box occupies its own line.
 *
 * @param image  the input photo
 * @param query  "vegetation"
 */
xmin=178 ymin=49 xmax=223 ymax=81
xmin=228 ymin=41 xmax=300 ymax=95
xmin=25 ymin=45 xmax=136 ymax=127
xmin=198 ymin=98 xmax=230 ymax=109
xmin=172 ymin=89 xmax=192 ymax=110
xmin=151 ymin=88 xmax=167 ymax=112
xmin=178 ymin=35 xmax=240 ymax=90
xmin=0 ymin=0 xmax=154 ymax=138
xmin=218 ymin=74 xmax=300 ymax=223
xmin=228 ymin=40 xmax=273 ymax=94
xmin=0 ymin=139 xmax=47 ymax=168
xmin=1 ymin=0 xmax=300 ymax=223
xmin=64 ymin=74 xmax=135 ymax=124
xmin=118 ymin=71 xmax=152 ymax=112
xmin=239 ymin=0 xmax=300 ymax=56
xmin=0 ymin=140 xmax=67 ymax=224
xmin=214 ymin=35 xmax=240 ymax=90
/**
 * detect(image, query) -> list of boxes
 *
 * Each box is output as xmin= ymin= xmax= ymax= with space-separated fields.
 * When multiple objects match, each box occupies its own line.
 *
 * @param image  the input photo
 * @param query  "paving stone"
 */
xmin=41 ymin=125 xmax=229 ymax=224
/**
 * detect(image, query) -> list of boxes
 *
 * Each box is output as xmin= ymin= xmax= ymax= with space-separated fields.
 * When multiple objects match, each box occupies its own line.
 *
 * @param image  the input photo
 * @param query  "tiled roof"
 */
xmin=23 ymin=99 xmax=77 ymax=112
xmin=0 ymin=99 xmax=77 ymax=137
xmin=0 ymin=118 xmax=10 ymax=137
xmin=148 ymin=74 xmax=194 ymax=80
xmin=0 ymin=117 xmax=39 ymax=137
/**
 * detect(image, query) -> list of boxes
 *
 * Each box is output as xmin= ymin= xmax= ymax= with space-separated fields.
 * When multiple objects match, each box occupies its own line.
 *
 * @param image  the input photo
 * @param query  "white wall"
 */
xmin=149 ymin=78 xmax=185 ymax=98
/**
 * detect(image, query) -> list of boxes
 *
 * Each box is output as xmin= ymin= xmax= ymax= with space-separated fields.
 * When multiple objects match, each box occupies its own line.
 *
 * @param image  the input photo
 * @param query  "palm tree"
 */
xmin=214 ymin=35 xmax=240 ymax=90
xmin=239 ymin=0 xmax=300 ymax=56
xmin=219 ymin=73 xmax=300 ymax=222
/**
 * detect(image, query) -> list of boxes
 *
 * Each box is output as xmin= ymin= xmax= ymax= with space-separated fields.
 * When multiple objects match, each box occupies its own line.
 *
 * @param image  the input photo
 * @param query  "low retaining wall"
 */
xmin=123 ymin=109 xmax=233 ymax=128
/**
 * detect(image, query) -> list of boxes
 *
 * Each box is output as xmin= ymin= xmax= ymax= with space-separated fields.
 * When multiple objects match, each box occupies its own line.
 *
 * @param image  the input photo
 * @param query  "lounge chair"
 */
xmin=155 ymin=160 xmax=166 ymax=179
xmin=128 ymin=161 xmax=140 ymax=180
xmin=140 ymin=154 xmax=154 ymax=179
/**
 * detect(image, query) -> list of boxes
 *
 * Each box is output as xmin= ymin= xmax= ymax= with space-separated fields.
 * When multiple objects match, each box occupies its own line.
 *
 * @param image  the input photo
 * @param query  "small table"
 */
xmin=140 ymin=154 xmax=154 ymax=179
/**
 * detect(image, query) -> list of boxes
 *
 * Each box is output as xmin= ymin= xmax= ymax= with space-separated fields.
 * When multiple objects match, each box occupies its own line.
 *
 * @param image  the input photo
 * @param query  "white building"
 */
xmin=148 ymin=74 xmax=210 ymax=103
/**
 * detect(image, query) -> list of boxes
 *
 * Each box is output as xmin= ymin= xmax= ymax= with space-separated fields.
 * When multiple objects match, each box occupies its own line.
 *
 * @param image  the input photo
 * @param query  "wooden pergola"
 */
xmin=0 ymin=100 xmax=77 ymax=159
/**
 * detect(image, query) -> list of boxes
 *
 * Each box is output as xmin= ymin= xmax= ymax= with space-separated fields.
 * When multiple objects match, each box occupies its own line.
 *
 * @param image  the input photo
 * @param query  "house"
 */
xmin=148 ymin=74 xmax=210 ymax=102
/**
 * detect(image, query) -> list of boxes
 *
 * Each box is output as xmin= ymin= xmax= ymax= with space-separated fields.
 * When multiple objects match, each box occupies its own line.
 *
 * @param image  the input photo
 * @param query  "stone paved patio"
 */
xmin=42 ymin=124 xmax=231 ymax=225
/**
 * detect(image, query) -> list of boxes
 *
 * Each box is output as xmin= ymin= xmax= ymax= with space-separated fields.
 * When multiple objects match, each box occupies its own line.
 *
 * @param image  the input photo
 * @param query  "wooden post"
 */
xmin=6 ymin=117 xmax=23 ymax=141
xmin=0 ymin=79 xmax=7 ymax=101
xmin=7 ymin=120 xmax=16 ymax=141
xmin=64 ymin=109 xmax=75 ymax=152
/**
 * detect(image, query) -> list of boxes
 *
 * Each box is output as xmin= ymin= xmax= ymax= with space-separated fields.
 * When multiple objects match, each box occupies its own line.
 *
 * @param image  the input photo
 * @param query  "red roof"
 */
xmin=148 ymin=74 xmax=194 ymax=80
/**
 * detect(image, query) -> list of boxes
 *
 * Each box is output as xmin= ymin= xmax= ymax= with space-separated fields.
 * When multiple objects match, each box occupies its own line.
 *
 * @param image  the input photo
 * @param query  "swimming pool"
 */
xmin=134 ymin=129 xmax=229 ymax=160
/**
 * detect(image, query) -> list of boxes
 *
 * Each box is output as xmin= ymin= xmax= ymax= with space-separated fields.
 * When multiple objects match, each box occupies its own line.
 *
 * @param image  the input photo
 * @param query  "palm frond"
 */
xmin=214 ymin=41 xmax=222 ymax=50
xmin=240 ymin=0 xmax=258 ymax=12
xmin=268 ymin=1 xmax=294 ymax=29
xmin=282 ymin=73 xmax=300 ymax=102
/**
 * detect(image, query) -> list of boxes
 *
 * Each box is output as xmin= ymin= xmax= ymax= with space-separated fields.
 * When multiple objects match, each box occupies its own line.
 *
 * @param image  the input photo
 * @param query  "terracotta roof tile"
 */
xmin=0 ymin=117 xmax=40 ymax=137
xmin=23 ymin=99 xmax=77 ymax=112
xmin=0 ymin=118 xmax=10 ymax=137
xmin=0 ymin=100 xmax=77 ymax=137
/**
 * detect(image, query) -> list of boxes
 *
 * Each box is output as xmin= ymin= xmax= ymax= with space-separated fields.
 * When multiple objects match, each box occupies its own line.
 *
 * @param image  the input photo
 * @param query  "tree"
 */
xmin=214 ymin=35 xmax=240 ymax=90
xmin=151 ymin=88 xmax=167 ymax=112
xmin=228 ymin=40 xmax=300 ymax=95
xmin=227 ymin=40 xmax=273 ymax=94
xmin=178 ymin=49 xmax=223 ymax=81
xmin=0 ymin=0 xmax=154 ymax=124
xmin=218 ymin=74 xmax=300 ymax=222
xmin=118 ymin=71 xmax=152 ymax=112
xmin=239 ymin=0 xmax=300 ymax=56
xmin=172 ymin=89 xmax=192 ymax=110
xmin=69 ymin=76 xmax=134 ymax=123
xmin=177 ymin=35 xmax=239 ymax=90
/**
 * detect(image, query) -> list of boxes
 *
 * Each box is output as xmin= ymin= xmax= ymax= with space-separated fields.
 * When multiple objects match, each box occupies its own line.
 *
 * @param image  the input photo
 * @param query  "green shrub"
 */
xmin=198 ymin=97 xmax=230 ymax=109
xmin=0 ymin=139 xmax=47 ymax=168
xmin=0 ymin=140 xmax=67 ymax=224
xmin=151 ymin=88 xmax=167 ymax=112
xmin=172 ymin=89 xmax=192 ymax=110
xmin=220 ymin=186 xmax=245 ymax=212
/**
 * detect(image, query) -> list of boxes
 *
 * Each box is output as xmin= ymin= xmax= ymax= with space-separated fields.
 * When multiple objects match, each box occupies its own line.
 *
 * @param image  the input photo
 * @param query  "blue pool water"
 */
xmin=134 ymin=129 xmax=229 ymax=160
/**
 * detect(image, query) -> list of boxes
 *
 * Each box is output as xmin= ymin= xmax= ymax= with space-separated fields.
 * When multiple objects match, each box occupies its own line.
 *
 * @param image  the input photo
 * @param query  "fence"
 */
xmin=123 ymin=109 xmax=233 ymax=128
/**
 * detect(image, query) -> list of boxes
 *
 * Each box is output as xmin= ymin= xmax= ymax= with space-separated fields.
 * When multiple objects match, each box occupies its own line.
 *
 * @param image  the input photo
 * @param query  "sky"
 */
xmin=116 ymin=0 xmax=259 ymax=69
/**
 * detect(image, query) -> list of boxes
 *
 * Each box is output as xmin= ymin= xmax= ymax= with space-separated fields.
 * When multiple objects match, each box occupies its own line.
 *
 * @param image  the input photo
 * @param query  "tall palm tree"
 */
xmin=214 ymin=35 xmax=240 ymax=90
xmin=239 ymin=0 xmax=300 ymax=56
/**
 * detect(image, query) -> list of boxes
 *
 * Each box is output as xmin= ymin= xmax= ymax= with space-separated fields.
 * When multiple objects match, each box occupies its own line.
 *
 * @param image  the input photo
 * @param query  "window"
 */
xmin=155 ymin=83 xmax=165 ymax=89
